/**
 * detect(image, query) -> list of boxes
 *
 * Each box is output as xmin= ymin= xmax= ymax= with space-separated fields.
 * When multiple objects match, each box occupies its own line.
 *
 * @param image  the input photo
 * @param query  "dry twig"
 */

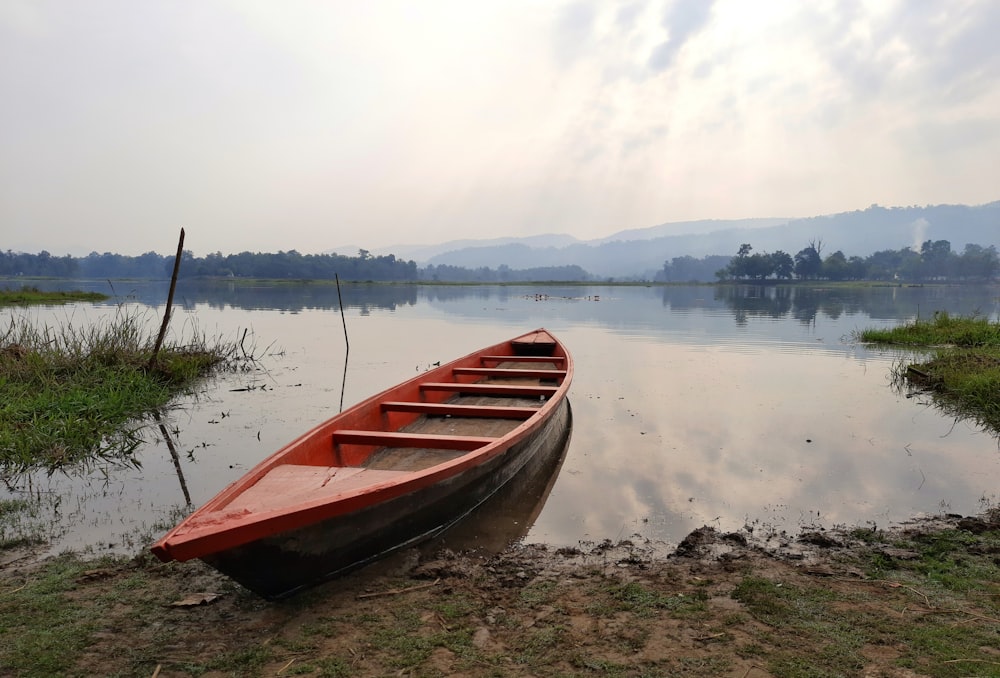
xmin=693 ymin=632 xmax=727 ymax=641
xmin=357 ymin=578 xmax=440 ymax=599
xmin=942 ymin=658 xmax=1000 ymax=666
xmin=1 ymin=583 xmax=27 ymax=596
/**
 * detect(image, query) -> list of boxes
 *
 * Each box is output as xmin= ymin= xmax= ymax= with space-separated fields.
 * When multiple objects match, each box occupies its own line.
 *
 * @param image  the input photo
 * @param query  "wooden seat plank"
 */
xmin=479 ymin=355 xmax=564 ymax=364
xmin=513 ymin=330 xmax=556 ymax=345
xmin=380 ymin=401 xmax=538 ymax=419
xmin=419 ymin=382 xmax=559 ymax=397
xmin=332 ymin=430 xmax=496 ymax=450
xmin=453 ymin=367 xmax=567 ymax=379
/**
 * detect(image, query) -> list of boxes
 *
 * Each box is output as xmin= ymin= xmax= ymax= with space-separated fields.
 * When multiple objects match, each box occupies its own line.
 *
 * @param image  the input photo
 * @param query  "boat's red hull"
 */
xmin=151 ymin=329 xmax=573 ymax=598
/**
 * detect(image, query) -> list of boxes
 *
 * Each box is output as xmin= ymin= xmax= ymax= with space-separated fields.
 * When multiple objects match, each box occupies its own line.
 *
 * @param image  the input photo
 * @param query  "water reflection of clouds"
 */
xmin=528 ymin=330 xmax=999 ymax=547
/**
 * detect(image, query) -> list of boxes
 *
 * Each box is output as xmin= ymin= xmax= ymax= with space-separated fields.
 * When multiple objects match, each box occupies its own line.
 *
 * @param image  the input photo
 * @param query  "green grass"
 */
xmin=0 ymin=551 xmax=272 ymax=677
xmin=855 ymin=312 xmax=1000 ymax=433
xmin=0 ymin=305 xmax=245 ymax=478
xmin=855 ymin=311 xmax=1000 ymax=347
xmin=0 ymin=286 xmax=107 ymax=306
xmin=363 ymin=602 xmax=476 ymax=670
xmin=0 ymin=556 xmax=101 ymax=677
xmin=875 ymin=527 xmax=1000 ymax=596
xmin=898 ymin=349 xmax=1000 ymax=427
xmin=601 ymin=580 xmax=709 ymax=618
xmin=731 ymin=520 xmax=1000 ymax=678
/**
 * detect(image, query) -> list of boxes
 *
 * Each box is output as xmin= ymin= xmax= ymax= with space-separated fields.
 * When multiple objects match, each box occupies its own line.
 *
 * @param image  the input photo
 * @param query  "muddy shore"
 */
xmin=3 ymin=511 xmax=999 ymax=677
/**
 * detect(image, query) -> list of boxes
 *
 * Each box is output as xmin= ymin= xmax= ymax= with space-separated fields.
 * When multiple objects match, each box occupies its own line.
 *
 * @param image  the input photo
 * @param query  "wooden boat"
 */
xmin=151 ymin=328 xmax=573 ymax=599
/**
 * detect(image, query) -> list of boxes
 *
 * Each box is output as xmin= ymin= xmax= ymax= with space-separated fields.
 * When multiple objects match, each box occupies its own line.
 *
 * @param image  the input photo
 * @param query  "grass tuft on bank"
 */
xmin=855 ymin=312 xmax=1000 ymax=433
xmin=856 ymin=311 xmax=1000 ymax=347
xmin=0 ymin=306 xmax=244 ymax=477
xmin=0 ymin=285 xmax=107 ymax=306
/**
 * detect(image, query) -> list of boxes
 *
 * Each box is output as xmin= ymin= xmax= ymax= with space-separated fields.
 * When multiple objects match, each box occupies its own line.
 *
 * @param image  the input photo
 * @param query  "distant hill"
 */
xmin=591 ymin=217 xmax=791 ymax=244
xmin=327 ymin=233 xmax=582 ymax=264
xmin=335 ymin=201 xmax=1000 ymax=279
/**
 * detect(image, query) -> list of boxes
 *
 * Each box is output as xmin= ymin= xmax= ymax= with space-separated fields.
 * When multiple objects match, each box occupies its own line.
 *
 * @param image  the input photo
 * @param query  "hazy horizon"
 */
xmin=4 ymin=2 xmax=999 ymax=257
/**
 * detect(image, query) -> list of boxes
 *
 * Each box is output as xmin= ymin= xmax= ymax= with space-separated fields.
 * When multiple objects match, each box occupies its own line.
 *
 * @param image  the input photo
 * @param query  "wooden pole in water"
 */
xmin=154 ymin=410 xmax=192 ymax=506
xmin=148 ymin=228 xmax=185 ymax=370
xmin=336 ymin=273 xmax=349 ymax=412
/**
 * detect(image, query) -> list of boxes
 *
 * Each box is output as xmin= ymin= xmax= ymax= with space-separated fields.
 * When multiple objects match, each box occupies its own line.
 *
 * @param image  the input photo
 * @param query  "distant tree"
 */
xmin=846 ymin=255 xmax=868 ymax=280
xmin=957 ymin=244 xmax=999 ymax=281
xmin=721 ymin=244 xmax=780 ymax=280
xmin=661 ymin=255 xmax=696 ymax=281
xmin=865 ymin=248 xmax=910 ymax=281
xmin=794 ymin=241 xmax=823 ymax=279
xmin=770 ymin=251 xmax=794 ymax=279
xmin=919 ymin=239 xmax=953 ymax=279
xmin=822 ymin=250 xmax=849 ymax=280
xmin=897 ymin=249 xmax=924 ymax=281
xmin=745 ymin=252 xmax=774 ymax=280
xmin=725 ymin=243 xmax=755 ymax=279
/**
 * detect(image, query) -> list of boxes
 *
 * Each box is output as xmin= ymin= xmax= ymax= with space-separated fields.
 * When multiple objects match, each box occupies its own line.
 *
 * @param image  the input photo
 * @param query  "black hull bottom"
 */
xmin=202 ymin=398 xmax=572 ymax=599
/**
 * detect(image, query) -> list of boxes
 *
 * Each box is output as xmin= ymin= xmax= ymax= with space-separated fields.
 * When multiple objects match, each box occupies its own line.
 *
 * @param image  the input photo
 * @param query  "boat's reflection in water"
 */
xmin=416 ymin=407 xmax=573 ymax=559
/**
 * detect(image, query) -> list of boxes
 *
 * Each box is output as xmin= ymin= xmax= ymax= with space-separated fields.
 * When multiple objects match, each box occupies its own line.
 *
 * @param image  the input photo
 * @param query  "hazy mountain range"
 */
xmin=333 ymin=202 xmax=1000 ymax=279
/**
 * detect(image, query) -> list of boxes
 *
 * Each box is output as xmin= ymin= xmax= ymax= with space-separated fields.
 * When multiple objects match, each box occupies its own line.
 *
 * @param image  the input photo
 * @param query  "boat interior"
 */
xmin=219 ymin=333 xmax=569 ymax=512
xmin=349 ymin=355 xmax=566 ymax=471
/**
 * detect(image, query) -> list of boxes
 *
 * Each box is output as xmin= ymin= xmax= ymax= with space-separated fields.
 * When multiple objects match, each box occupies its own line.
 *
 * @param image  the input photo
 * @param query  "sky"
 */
xmin=2 ymin=1 xmax=999 ymax=257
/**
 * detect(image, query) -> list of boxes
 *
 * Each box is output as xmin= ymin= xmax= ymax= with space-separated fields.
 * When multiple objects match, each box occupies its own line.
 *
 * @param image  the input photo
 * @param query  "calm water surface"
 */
xmin=4 ymin=282 xmax=1000 ymax=556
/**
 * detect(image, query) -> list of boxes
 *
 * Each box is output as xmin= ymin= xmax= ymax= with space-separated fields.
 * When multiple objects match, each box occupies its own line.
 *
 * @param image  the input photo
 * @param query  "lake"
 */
xmin=3 ymin=281 xmax=999 ymax=557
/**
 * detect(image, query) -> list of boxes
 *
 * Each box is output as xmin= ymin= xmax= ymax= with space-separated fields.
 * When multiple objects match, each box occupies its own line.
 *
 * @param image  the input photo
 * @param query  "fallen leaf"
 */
xmin=169 ymin=592 xmax=221 ymax=607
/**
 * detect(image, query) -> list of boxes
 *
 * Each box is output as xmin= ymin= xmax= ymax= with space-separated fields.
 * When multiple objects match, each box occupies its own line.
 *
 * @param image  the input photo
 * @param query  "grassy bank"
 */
xmin=0 ymin=306 xmax=243 ymax=478
xmin=856 ymin=312 xmax=1000 ymax=433
xmin=0 ymin=285 xmax=107 ymax=305
xmin=1 ymin=513 xmax=998 ymax=677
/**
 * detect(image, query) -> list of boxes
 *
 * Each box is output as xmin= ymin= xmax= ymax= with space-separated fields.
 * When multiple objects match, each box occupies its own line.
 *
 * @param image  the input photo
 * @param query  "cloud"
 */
xmin=647 ymin=0 xmax=716 ymax=73
xmin=551 ymin=0 xmax=597 ymax=68
xmin=891 ymin=1 xmax=1000 ymax=97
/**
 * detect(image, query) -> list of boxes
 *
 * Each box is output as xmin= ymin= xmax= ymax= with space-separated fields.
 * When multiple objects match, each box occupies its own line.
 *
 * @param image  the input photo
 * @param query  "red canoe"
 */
xmin=151 ymin=329 xmax=573 ymax=599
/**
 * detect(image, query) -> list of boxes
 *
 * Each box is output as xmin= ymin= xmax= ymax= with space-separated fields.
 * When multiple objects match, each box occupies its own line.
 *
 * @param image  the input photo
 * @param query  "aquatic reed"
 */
xmin=0 ymin=305 xmax=242 ymax=478
xmin=858 ymin=312 xmax=1000 ymax=434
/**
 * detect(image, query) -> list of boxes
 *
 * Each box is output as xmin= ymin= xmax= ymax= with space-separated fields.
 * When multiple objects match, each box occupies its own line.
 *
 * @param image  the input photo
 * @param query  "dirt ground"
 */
xmin=6 ymin=512 xmax=999 ymax=677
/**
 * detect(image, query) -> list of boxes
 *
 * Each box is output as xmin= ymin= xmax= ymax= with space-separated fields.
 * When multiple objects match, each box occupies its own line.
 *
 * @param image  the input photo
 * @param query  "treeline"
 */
xmin=181 ymin=249 xmax=418 ymax=281
xmin=0 ymin=250 xmax=79 ymax=277
xmin=0 ymin=248 xmax=592 ymax=283
xmin=4 ymin=239 xmax=999 ymax=283
xmin=714 ymin=239 xmax=1000 ymax=282
xmin=0 ymin=249 xmax=419 ymax=281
